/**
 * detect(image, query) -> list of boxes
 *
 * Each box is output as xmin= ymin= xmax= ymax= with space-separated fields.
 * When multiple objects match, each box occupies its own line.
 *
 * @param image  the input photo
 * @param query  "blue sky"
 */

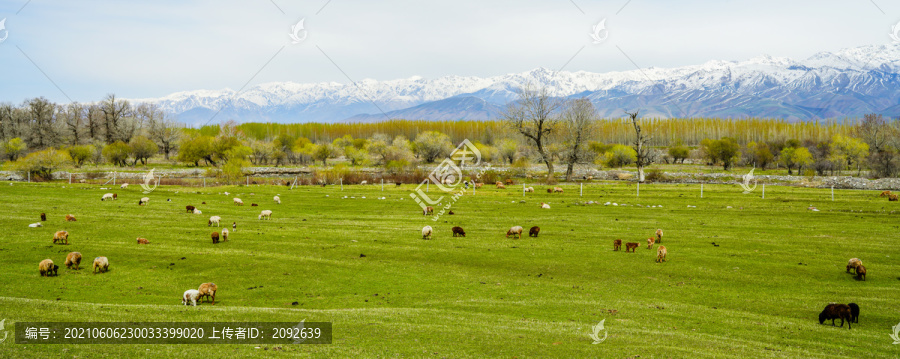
xmin=0 ymin=0 xmax=897 ymax=103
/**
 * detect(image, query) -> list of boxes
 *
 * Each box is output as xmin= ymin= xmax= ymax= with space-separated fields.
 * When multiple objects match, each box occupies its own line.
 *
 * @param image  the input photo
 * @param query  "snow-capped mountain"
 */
xmin=133 ymin=44 xmax=900 ymax=124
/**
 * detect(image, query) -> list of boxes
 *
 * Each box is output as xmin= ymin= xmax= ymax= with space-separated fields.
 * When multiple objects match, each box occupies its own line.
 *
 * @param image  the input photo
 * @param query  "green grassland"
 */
xmin=0 ymin=181 xmax=897 ymax=358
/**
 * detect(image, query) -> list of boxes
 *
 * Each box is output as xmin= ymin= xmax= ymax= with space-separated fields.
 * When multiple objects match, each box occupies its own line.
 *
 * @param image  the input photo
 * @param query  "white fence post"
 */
xmin=523 ymin=184 xmax=526 ymax=197
xmin=581 ymin=183 xmax=583 ymax=197
xmin=113 ymin=172 xmax=116 ymax=186
xmin=69 ymin=173 xmax=72 ymax=184
xmin=340 ymin=178 xmax=343 ymax=191
xmin=831 ymin=186 xmax=834 ymax=201
xmin=637 ymin=182 xmax=640 ymax=197
xmin=762 ymin=184 xmax=765 ymax=199
xmin=381 ymin=179 xmax=384 ymax=191
xmin=701 ymin=184 xmax=704 ymax=198
xmin=247 ymin=176 xmax=249 ymax=186
xmin=426 ymin=182 xmax=429 ymax=192
xmin=27 ymin=172 xmax=30 ymax=183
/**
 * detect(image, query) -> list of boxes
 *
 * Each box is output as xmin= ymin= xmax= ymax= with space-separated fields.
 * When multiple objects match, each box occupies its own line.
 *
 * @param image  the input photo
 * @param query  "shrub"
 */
xmin=66 ymin=145 xmax=94 ymax=167
xmin=102 ymin=141 xmax=131 ymax=166
xmin=645 ymin=168 xmax=666 ymax=182
xmin=14 ymin=148 xmax=71 ymax=180
xmin=603 ymin=145 xmax=637 ymax=168
xmin=2 ymin=137 xmax=27 ymax=161
xmin=129 ymin=136 xmax=158 ymax=165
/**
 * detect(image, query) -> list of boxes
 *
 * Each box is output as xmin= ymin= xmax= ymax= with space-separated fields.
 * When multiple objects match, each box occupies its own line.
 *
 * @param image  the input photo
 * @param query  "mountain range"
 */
xmin=133 ymin=44 xmax=900 ymax=124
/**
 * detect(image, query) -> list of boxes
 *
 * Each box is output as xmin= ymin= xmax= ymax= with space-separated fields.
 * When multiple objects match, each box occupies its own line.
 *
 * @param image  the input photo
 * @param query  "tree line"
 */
xmin=1 ymin=94 xmax=898 ymax=181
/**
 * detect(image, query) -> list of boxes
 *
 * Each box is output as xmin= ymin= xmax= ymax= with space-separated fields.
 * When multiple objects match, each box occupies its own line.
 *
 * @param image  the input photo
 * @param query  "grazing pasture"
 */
xmin=0 ymin=181 xmax=897 ymax=358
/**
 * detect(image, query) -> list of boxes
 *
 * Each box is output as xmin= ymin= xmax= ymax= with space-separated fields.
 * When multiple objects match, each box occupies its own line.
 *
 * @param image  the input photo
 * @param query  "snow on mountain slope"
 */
xmin=132 ymin=44 xmax=900 ymax=124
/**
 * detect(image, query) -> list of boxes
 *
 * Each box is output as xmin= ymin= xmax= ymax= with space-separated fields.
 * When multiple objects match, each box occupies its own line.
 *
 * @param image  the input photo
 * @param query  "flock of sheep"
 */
xmin=29 ymin=180 xmax=881 ymax=322
xmin=34 ymin=183 xmax=282 ymax=306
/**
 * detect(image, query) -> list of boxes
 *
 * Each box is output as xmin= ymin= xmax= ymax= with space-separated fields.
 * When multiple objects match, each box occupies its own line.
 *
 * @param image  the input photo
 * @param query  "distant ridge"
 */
xmin=132 ymin=44 xmax=900 ymax=125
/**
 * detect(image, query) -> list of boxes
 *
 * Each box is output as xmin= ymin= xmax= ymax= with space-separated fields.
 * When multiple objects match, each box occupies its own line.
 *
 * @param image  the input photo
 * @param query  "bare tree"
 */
xmin=854 ymin=113 xmax=889 ymax=153
xmin=147 ymin=107 xmax=182 ymax=160
xmin=86 ymin=105 xmax=103 ymax=142
xmin=62 ymin=103 xmax=85 ymax=145
xmin=25 ymin=97 xmax=57 ymax=148
xmin=560 ymin=98 xmax=597 ymax=181
xmin=100 ymin=94 xmax=131 ymax=143
xmin=502 ymin=87 xmax=562 ymax=181
xmin=626 ymin=110 xmax=652 ymax=182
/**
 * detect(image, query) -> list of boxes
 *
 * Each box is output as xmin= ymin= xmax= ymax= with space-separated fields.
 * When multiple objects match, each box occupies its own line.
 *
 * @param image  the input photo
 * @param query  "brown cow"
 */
xmin=613 ymin=239 xmax=622 ymax=251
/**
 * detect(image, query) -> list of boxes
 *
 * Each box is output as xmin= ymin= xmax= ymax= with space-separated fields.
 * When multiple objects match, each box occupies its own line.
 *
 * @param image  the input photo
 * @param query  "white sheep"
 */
xmin=139 ymin=197 xmax=149 ymax=205
xmin=120 ymin=183 xmax=128 ymax=189
xmin=209 ymin=216 xmax=221 ymax=227
xmin=28 ymin=223 xmax=42 ymax=228
xmin=273 ymin=196 xmax=281 ymax=204
xmin=524 ymin=187 xmax=535 ymax=193
xmin=360 ymin=180 xmax=368 ymax=185
xmin=93 ymin=256 xmax=109 ymax=274
xmin=193 ymin=208 xmax=202 ymax=215
xmin=222 ymin=228 xmax=229 ymax=241
xmin=422 ymin=225 xmax=433 ymax=240
xmin=541 ymin=202 xmax=551 ymax=209
xmin=506 ymin=226 xmax=524 ymax=239
xmin=233 ymin=198 xmax=244 ymax=206
xmin=182 ymin=289 xmax=200 ymax=306
xmin=101 ymin=193 xmax=114 ymax=201
xmin=258 ymin=210 xmax=273 ymax=220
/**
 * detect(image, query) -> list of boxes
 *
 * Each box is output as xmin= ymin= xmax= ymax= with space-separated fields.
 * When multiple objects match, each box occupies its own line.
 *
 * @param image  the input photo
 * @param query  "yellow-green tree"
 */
xmin=829 ymin=135 xmax=869 ymax=176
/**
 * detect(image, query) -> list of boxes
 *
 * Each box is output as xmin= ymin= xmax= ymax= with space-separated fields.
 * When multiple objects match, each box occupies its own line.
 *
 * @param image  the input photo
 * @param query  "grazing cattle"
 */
xmin=505 ymin=179 xmax=514 ymax=185
xmin=625 ymin=242 xmax=639 ymax=253
xmin=183 ymin=289 xmax=200 ymax=306
xmin=890 ymin=194 xmax=899 ymax=202
xmin=251 ymin=203 xmax=258 ymax=207
xmin=424 ymin=206 xmax=434 ymax=215
xmin=656 ymin=246 xmax=668 ymax=262
xmin=656 ymin=229 xmax=663 ymax=243
xmin=136 ymin=237 xmax=149 ymax=244
xmin=422 ymin=226 xmax=433 ymax=240
xmin=529 ymin=226 xmax=540 ymax=237
xmin=65 ymin=214 xmax=77 ymax=222
xmin=186 ymin=205 xmax=196 ymax=213
xmin=553 ymin=187 xmax=563 ymax=193
xmin=819 ymin=303 xmax=852 ymax=329
xmin=40 ymin=213 xmax=46 ymax=221
xmin=211 ymin=232 xmax=220 ymax=244
xmin=647 ymin=237 xmax=655 ymax=249
xmin=880 ymin=190 xmax=892 ymax=197
xmin=613 ymin=239 xmax=622 ymax=251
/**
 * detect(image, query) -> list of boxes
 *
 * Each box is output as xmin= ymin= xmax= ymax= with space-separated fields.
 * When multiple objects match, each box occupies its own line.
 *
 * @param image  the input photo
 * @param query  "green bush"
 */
xmin=14 ymin=148 xmax=71 ymax=180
